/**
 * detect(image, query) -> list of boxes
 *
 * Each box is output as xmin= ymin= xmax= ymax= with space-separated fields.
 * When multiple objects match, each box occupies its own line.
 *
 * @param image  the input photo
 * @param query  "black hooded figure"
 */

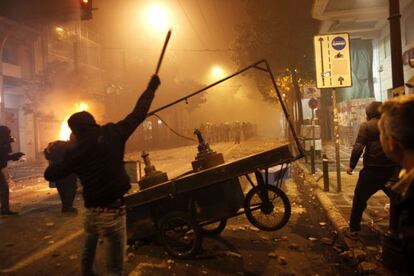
xmin=345 ymin=102 xmax=399 ymax=238
xmin=44 ymin=75 xmax=160 ymax=276
xmin=44 ymin=137 xmax=78 ymax=214
xmin=0 ymin=126 xmax=24 ymax=215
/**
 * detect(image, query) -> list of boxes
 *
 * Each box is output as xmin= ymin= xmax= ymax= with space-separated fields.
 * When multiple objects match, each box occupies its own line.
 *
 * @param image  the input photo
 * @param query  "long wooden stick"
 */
xmin=155 ymin=29 xmax=172 ymax=75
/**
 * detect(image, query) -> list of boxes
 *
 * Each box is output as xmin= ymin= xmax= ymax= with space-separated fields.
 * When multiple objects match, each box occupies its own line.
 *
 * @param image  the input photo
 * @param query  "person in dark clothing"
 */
xmin=44 ymin=139 xmax=78 ymax=214
xmin=44 ymin=75 xmax=160 ymax=276
xmin=379 ymin=95 xmax=414 ymax=273
xmin=0 ymin=126 xmax=24 ymax=215
xmin=345 ymin=101 xmax=398 ymax=238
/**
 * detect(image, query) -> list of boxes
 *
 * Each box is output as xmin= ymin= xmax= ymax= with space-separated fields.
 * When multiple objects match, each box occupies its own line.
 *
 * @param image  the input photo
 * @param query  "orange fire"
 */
xmin=59 ymin=102 xmax=89 ymax=141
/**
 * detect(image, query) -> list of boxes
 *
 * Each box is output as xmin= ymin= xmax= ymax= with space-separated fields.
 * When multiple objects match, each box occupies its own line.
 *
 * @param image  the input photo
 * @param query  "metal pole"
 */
xmin=388 ymin=0 xmax=405 ymax=91
xmin=332 ymin=88 xmax=341 ymax=192
xmin=322 ymin=154 xmax=329 ymax=192
xmin=311 ymin=108 xmax=316 ymax=174
xmin=0 ymin=32 xmax=10 ymax=125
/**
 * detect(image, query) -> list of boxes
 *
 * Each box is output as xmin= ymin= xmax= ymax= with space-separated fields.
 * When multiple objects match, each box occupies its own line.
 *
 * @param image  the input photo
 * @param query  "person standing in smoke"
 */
xmin=44 ymin=75 xmax=160 ymax=276
xmin=345 ymin=102 xmax=398 ymax=239
xmin=0 ymin=126 xmax=24 ymax=215
xmin=44 ymin=135 xmax=78 ymax=214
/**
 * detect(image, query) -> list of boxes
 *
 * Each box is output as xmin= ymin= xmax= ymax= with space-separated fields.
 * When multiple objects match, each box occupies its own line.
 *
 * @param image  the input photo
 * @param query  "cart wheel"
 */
xmin=244 ymin=184 xmax=291 ymax=231
xmin=201 ymin=219 xmax=227 ymax=236
xmin=158 ymin=211 xmax=202 ymax=259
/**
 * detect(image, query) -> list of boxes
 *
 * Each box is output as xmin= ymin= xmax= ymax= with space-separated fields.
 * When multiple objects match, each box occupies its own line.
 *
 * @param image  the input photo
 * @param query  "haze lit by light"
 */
xmin=144 ymin=3 xmax=170 ymax=33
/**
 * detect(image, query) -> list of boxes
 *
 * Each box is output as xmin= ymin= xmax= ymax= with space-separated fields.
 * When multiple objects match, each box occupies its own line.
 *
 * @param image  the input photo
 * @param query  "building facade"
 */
xmin=312 ymin=0 xmax=414 ymax=146
xmin=0 ymin=16 xmax=104 ymax=162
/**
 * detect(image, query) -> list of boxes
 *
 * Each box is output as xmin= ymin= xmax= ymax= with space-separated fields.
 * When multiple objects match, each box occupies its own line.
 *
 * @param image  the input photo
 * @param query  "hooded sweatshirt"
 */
xmin=44 ymin=80 xmax=158 ymax=208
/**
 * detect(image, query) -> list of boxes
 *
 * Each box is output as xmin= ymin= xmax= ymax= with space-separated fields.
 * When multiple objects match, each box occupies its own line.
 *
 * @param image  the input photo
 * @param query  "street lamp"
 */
xmin=210 ymin=65 xmax=225 ymax=81
xmin=143 ymin=3 xmax=170 ymax=34
xmin=0 ymin=32 xmax=10 ymax=125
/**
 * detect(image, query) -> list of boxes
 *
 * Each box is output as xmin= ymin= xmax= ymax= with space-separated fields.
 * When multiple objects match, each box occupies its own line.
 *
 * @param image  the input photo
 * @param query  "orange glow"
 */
xmin=82 ymin=0 xmax=88 ymax=3
xmin=210 ymin=65 xmax=225 ymax=80
xmin=59 ymin=102 xmax=89 ymax=141
xmin=143 ymin=3 xmax=169 ymax=33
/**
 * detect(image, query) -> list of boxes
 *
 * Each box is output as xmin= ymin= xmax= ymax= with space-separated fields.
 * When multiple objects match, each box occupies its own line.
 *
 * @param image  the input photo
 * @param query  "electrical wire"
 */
xmin=176 ymin=0 xmax=207 ymax=48
xmin=151 ymin=113 xmax=197 ymax=142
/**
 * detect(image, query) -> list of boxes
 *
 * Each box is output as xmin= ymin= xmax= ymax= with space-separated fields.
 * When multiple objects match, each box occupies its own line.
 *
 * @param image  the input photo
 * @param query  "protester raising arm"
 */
xmin=115 ymin=75 xmax=160 ymax=141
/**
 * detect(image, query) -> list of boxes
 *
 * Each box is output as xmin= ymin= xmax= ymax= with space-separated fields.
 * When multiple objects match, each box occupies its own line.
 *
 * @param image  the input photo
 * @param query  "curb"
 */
xmin=294 ymin=161 xmax=348 ymax=231
xmin=293 ymin=161 xmax=364 ymax=249
xmin=293 ymin=161 xmax=396 ymax=275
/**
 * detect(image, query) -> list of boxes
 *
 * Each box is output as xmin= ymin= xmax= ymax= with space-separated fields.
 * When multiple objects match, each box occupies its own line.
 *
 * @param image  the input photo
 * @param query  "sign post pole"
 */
xmin=314 ymin=33 xmax=351 ymax=194
xmin=332 ymin=88 xmax=341 ymax=192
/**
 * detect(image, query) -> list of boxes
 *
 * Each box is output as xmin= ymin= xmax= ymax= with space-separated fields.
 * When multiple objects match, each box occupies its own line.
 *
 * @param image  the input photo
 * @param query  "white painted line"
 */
xmin=0 ymin=229 xmax=83 ymax=273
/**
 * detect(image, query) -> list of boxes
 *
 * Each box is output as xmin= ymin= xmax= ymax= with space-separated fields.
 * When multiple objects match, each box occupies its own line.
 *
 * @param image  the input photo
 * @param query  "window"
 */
xmin=406 ymin=13 xmax=414 ymax=45
xmin=2 ymin=42 xmax=18 ymax=65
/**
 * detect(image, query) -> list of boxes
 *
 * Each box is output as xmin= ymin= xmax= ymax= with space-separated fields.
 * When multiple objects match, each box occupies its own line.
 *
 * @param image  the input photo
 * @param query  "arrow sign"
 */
xmin=318 ymin=37 xmax=325 ymax=86
xmin=313 ymin=33 xmax=352 ymax=88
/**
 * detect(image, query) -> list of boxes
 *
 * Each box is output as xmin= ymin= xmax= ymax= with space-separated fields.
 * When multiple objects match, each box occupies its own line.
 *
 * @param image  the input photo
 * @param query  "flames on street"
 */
xmin=59 ymin=102 xmax=89 ymax=141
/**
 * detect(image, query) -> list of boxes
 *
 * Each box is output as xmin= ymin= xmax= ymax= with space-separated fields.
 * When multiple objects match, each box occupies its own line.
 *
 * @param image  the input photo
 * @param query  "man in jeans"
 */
xmin=45 ymin=75 xmax=160 ymax=275
xmin=345 ymin=101 xmax=398 ymax=238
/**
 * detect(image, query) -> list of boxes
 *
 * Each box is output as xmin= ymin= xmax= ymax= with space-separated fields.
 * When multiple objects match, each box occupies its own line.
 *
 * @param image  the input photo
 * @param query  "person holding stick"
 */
xmin=45 ymin=28 xmax=169 ymax=275
xmin=44 ymin=74 xmax=160 ymax=275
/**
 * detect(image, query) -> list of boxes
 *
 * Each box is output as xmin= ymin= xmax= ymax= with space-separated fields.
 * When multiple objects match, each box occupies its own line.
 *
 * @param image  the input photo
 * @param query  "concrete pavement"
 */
xmin=0 ymin=138 xmax=361 ymax=275
xmin=296 ymin=156 xmax=395 ymax=275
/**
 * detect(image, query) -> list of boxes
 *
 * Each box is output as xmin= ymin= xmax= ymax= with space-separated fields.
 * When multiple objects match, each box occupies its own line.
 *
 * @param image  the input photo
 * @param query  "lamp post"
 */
xmin=388 ymin=0 xmax=404 ymax=92
xmin=0 ymin=32 xmax=10 ymax=125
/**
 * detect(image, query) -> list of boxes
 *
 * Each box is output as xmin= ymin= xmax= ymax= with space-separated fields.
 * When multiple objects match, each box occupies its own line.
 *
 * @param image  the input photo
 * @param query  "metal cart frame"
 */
xmin=125 ymin=60 xmax=305 ymax=259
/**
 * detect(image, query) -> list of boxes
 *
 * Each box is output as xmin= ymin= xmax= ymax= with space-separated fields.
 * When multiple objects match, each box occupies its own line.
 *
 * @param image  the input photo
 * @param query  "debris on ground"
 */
xmin=308 ymin=236 xmax=318 ymax=241
xmin=358 ymin=261 xmax=377 ymax=273
xmin=366 ymin=246 xmax=379 ymax=252
xmin=288 ymin=243 xmax=301 ymax=251
xmin=167 ymin=259 xmax=174 ymax=265
xmin=352 ymin=248 xmax=367 ymax=262
xmin=340 ymin=248 xmax=367 ymax=262
xmin=320 ymin=237 xmax=334 ymax=245
xmin=69 ymin=254 xmax=78 ymax=260
xmin=45 ymin=222 xmax=55 ymax=227
xmin=127 ymin=253 xmax=135 ymax=262
xmin=333 ymin=245 xmax=345 ymax=253
xmin=268 ymin=252 xmax=287 ymax=265
xmin=225 ymin=251 xmax=242 ymax=258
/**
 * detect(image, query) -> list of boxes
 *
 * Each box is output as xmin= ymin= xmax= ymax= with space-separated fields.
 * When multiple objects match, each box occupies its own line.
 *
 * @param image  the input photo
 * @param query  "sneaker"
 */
xmin=1 ymin=210 xmax=19 ymax=215
xmin=343 ymin=228 xmax=360 ymax=240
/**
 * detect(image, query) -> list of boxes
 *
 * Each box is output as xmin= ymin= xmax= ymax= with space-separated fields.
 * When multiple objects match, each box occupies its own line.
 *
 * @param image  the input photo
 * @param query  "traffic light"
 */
xmin=80 ymin=0 xmax=92 ymax=20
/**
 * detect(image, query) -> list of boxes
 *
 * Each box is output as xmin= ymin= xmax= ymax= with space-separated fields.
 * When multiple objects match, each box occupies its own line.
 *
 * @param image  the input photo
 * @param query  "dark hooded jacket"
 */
xmin=44 ymin=81 xmax=157 ymax=208
xmin=349 ymin=102 xmax=396 ymax=170
xmin=0 ymin=126 xmax=14 ymax=169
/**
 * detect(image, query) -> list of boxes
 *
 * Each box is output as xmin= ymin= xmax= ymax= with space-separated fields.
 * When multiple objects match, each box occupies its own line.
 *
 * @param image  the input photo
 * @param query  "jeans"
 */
xmin=82 ymin=208 xmax=126 ymax=276
xmin=55 ymin=174 xmax=77 ymax=211
xmin=349 ymin=167 xmax=395 ymax=231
